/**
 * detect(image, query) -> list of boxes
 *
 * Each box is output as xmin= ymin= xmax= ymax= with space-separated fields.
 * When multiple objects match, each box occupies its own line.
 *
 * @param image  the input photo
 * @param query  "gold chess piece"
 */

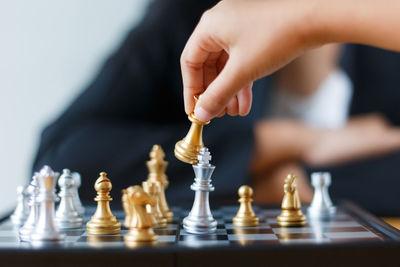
xmin=146 ymin=145 xmax=174 ymax=222
xmin=142 ymin=181 xmax=167 ymax=228
xmin=86 ymin=172 xmax=121 ymax=235
xmin=233 ymin=185 xmax=259 ymax=227
xmin=277 ymin=174 xmax=307 ymax=227
xmin=174 ymin=96 xmax=210 ymax=165
xmin=123 ymin=185 xmax=158 ymax=244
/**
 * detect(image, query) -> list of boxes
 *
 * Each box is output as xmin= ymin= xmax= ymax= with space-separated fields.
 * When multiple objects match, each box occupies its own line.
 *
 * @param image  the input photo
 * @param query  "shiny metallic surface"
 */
xmin=19 ymin=174 xmax=40 ymax=241
xmin=183 ymin=147 xmax=217 ymax=234
xmin=86 ymin=172 xmax=121 ymax=235
xmin=11 ymin=186 xmax=29 ymax=226
xmin=55 ymin=169 xmax=83 ymax=229
xmin=308 ymin=172 xmax=336 ymax=219
xmin=30 ymin=166 xmax=65 ymax=242
xmin=146 ymin=145 xmax=173 ymax=222
xmin=174 ymin=113 xmax=210 ymax=165
xmin=72 ymin=172 xmax=85 ymax=215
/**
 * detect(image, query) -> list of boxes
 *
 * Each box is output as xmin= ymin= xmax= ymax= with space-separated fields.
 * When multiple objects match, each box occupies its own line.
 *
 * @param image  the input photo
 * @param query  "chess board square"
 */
xmin=228 ymin=234 xmax=277 ymax=241
xmin=154 ymin=229 xmax=177 ymax=235
xmin=179 ymin=234 xmax=228 ymax=241
xmin=272 ymin=227 xmax=315 ymax=234
xmin=280 ymin=238 xmax=330 ymax=244
xmin=158 ymin=235 xmax=176 ymax=243
xmin=227 ymin=228 xmax=274 ymax=235
xmin=276 ymin=233 xmax=316 ymax=239
xmin=325 ymin=227 xmax=368 ymax=233
xmin=224 ymin=222 xmax=271 ymax=229
xmin=324 ymin=232 xmax=379 ymax=239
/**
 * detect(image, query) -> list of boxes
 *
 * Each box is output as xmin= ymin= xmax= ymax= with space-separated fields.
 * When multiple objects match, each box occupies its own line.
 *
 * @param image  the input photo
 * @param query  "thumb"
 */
xmin=194 ymin=55 xmax=251 ymax=121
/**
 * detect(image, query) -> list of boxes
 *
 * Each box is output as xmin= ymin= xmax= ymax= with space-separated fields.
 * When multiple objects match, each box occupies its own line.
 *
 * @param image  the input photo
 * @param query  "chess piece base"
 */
xmin=124 ymin=228 xmax=157 ymax=243
xmin=308 ymin=206 xmax=336 ymax=220
xmin=277 ymin=209 xmax=306 ymax=227
xmin=86 ymin=219 xmax=121 ymax=235
xmin=183 ymin=215 xmax=217 ymax=234
xmin=232 ymin=215 xmax=259 ymax=227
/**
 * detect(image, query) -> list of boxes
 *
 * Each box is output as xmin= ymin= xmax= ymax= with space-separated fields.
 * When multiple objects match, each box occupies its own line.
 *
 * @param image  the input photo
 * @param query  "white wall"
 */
xmin=0 ymin=0 xmax=150 ymax=213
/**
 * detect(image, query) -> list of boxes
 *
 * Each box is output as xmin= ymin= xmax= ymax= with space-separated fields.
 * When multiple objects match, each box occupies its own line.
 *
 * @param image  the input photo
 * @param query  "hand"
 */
xmin=181 ymin=0 xmax=400 ymax=122
xmin=181 ymin=0 xmax=317 ymax=121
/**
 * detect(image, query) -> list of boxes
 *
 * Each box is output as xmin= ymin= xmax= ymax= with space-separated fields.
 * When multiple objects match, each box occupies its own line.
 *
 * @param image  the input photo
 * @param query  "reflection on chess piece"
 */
xmin=86 ymin=172 xmax=121 ymax=235
xmin=123 ymin=185 xmax=158 ymax=244
xmin=146 ymin=145 xmax=173 ymax=222
xmin=142 ymin=181 xmax=167 ymax=228
xmin=233 ymin=185 xmax=259 ymax=227
xmin=277 ymin=174 xmax=306 ymax=227
xmin=175 ymin=110 xmax=210 ymax=165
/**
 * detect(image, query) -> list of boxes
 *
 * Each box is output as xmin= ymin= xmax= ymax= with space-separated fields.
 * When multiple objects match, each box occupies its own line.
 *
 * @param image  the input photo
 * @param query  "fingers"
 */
xmin=194 ymin=53 xmax=250 ymax=121
xmin=181 ymin=16 xmax=225 ymax=115
xmin=237 ymin=83 xmax=253 ymax=116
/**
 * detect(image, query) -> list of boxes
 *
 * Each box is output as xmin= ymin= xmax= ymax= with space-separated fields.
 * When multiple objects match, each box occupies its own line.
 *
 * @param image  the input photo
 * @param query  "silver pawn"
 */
xmin=183 ymin=147 xmax=217 ymax=234
xmin=72 ymin=171 xmax=85 ymax=215
xmin=19 ymin=174 xmax=40 ymax=241
xmin=55 ymin=169 xmax=83 ymax=229
xmin=308 ymin=172 xmax=336 ymax=219
xmin=30 ymin=166 xmax=65 ymax=242
xmin=11 ymin=186 xmax=29 ymax=226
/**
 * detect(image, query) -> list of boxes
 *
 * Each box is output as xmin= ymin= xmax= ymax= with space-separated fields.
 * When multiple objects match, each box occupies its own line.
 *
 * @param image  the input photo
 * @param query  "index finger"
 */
xmin=180 ymin=19 xmax=225 ymax=114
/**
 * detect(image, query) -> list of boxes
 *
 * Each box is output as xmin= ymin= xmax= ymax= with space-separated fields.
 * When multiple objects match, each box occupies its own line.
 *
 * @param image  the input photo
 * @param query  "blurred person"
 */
xmin=33 ymin=0 xmax=400 ymax=215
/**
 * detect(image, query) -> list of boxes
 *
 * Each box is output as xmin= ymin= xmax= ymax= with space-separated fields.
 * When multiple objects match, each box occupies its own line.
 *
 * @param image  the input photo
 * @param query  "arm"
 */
xmin=181 ymin=0 xmax=400 ymax=122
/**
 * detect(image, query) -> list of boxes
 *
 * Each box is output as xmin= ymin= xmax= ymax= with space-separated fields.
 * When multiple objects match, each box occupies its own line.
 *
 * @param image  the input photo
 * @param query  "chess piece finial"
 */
xmin=86 ymin=172 xmax=121 ymax=235
xmin=233 ymin=185 xmax=259 ymax=227
xmin=55 ymin=169 xmax=83 ymax=229
xmin=146 ymin=145 xmax=173 ymax=222
xmin=175 ymin=96 xmax=210 ymax=165
xmin=308 ymin=172 xmax=336 ymax=219
xmin=277 ymin=174 xmax=306 ymax=227
xmin=142 ymin=181 xmax=167 ymax=228
xmin=30 ymin=166 xmax=65 ymax=242
xmin=123 ymin=185 xmax=158 ymax=244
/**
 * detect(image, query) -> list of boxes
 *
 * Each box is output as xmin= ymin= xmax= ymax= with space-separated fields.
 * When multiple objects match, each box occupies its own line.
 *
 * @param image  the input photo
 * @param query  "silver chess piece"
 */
xmin=55 ymin=169 xmax=83 ymax=229
xmin=30 ymin=166 xmax=65 ymax=242
xmin=11 ymin=186 xmax=29 ymax=226
xmin=183 ymin=147 xmax=217 ymax=234
xmin=308 ymin=172 xmax=336 ymax=219
xmin=72 ymin=172 xmax=85 ymax=216
xmin=19 ymin=173 xmax=40 ymax=241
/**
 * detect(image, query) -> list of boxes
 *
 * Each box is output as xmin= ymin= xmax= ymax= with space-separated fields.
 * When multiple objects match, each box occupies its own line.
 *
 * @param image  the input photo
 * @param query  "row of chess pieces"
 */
xmin=9 ymin=145 xmax=175 ymax=245
xmin=9 ymin=143 xmax=337 ymax=245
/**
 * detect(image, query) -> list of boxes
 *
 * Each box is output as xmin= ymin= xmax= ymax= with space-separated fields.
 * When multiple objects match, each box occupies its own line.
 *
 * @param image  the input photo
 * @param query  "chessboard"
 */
xmin=0 ymin=202 xmax=399 ymax=267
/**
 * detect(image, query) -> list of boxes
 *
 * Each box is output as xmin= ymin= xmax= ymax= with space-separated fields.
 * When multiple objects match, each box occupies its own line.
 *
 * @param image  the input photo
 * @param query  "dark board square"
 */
xmin=226 ymin=228 xmax=274 ymax=235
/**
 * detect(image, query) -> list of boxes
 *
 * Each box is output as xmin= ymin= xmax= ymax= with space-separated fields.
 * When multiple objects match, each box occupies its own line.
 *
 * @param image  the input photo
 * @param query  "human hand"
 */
xmin=181 ymin=0 xmax=318 ymax=121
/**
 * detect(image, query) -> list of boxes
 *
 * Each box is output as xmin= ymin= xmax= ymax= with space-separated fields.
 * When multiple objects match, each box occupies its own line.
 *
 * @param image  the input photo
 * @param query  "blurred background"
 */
xmin=0 ymin=0 xmax=150 ymax=214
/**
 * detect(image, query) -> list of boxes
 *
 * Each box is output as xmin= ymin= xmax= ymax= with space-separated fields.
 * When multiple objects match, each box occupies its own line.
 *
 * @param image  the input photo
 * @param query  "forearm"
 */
xmin=311 ymin=0 xmax=400 ymax=51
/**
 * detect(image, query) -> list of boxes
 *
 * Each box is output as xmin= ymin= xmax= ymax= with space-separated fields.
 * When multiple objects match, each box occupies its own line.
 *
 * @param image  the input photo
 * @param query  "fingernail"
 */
xmin=194 ymin=106 xmax=212 ymax=122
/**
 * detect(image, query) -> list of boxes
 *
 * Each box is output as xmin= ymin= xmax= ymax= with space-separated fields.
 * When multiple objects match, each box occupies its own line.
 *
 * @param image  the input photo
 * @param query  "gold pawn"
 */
xmin=146 ymin=145 xmax=174 ymax=222
xmin=277 ymin=174 xmax=307 ymax=227
xmin=232 ymin=185 xmax=259 ymax=227
xmin=174 ymin=113 xmax=210 ymax=165
xmin=86 ymin=172 xmax=121 ymax=235
xmin=142 ymin=181 xmax=167 ymax=228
